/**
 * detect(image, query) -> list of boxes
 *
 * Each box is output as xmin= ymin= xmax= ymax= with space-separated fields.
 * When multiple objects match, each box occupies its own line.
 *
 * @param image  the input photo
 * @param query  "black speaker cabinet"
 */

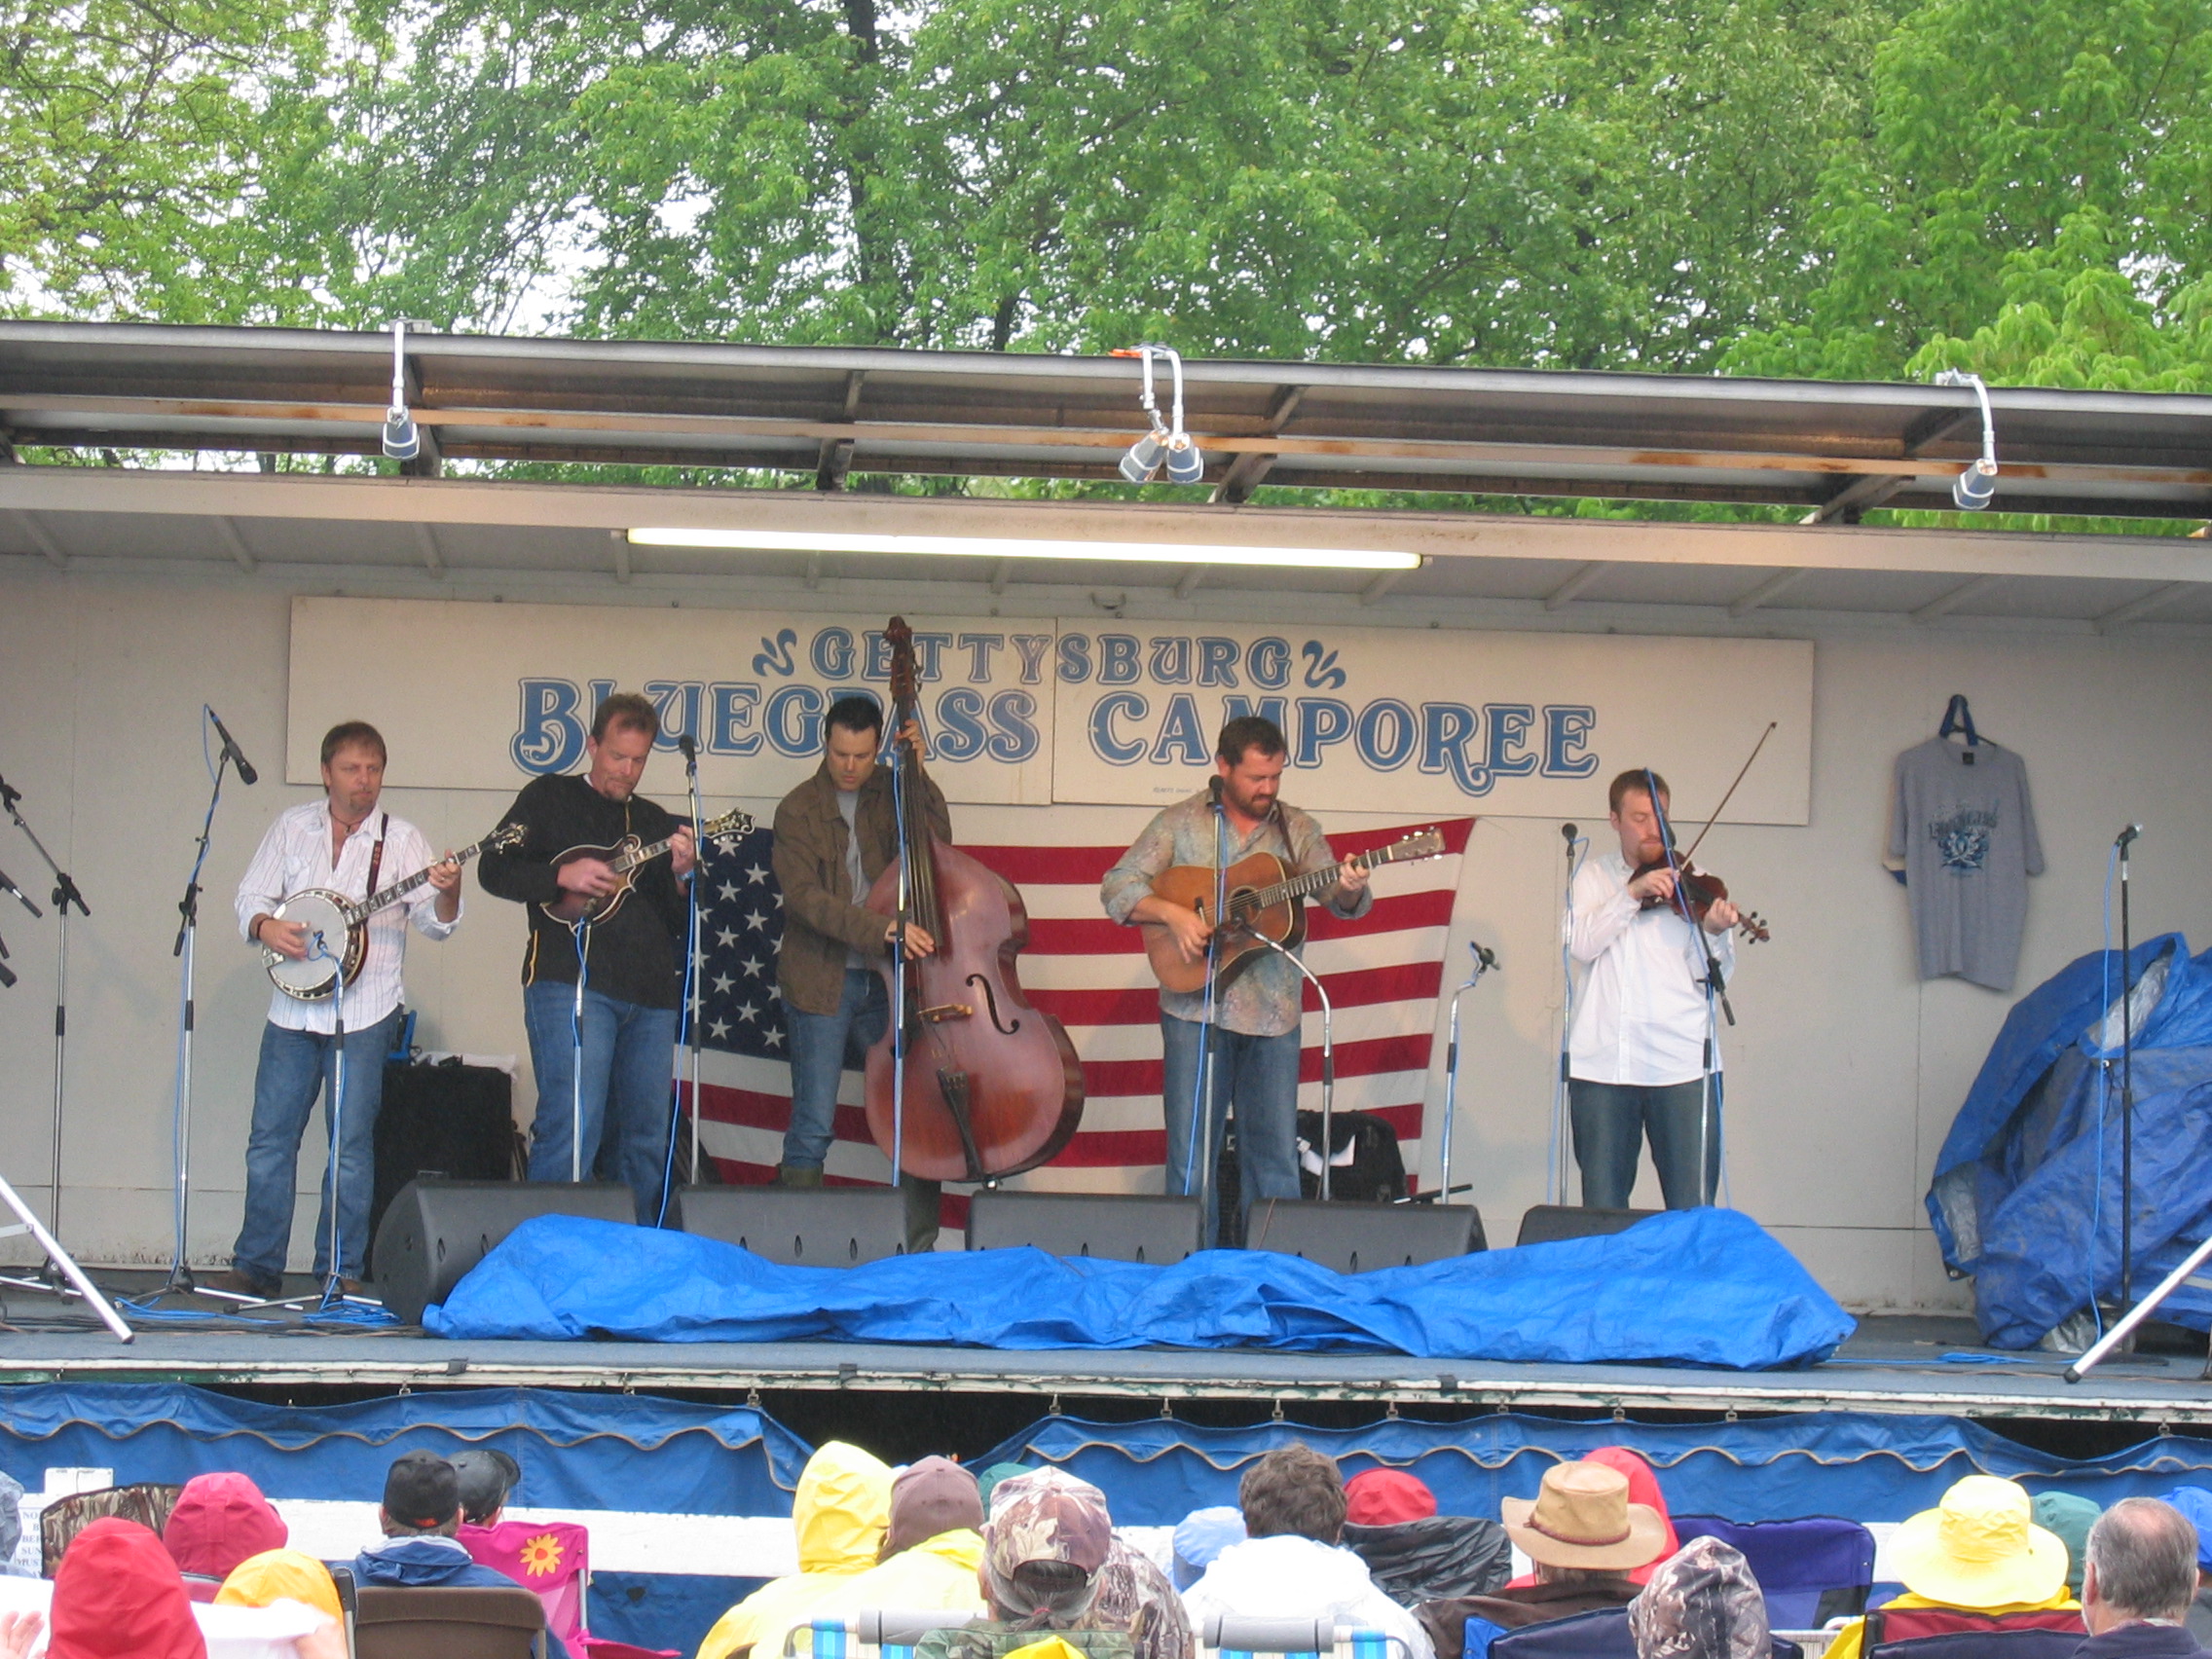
xmin=1515 ymin=1203 xmax=1661 ymax=1246
xmin=1243 ymin=1198 xmax=1485 ymax=1272
xmin=671 ymin=1184 xmax=908 ymax=1267
xmin=966 ymin=1191 xmax=1204 ymax=1264
xmin=370 ymin=1179 xmax=634 ymax=1323
xmin=369 ymin=1060 xmax=519 ymax=1260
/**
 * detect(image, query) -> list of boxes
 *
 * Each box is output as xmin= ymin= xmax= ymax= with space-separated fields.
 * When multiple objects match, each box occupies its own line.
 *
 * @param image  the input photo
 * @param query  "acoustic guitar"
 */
xmin=1139 ymin=827 xmax=1447 ymax=995
xmin=263 ymin=824 xmax=524 ymax=1001
xmin=537 ymin=807 xmax=753 ymax=927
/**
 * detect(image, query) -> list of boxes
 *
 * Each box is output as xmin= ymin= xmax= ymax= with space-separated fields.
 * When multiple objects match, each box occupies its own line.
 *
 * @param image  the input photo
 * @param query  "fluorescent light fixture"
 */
xmin=626 ymin=527 xmax=1421 ymax=572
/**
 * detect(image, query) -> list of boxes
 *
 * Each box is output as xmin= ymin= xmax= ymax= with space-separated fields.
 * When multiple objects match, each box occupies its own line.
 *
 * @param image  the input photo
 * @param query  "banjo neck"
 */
xmin=337 ymin=834 xmax=495 ymax=925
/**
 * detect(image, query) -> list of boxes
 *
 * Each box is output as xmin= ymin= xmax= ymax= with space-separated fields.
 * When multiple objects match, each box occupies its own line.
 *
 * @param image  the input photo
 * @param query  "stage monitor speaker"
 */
xmin=1516 ymin=1203 xmax=1661 ymax=1247
xmin=370 ymin=1179 xmax=634 ymax=1324
xmin=966 ymin=1191 xmax=1203 ymax=1264
xmin=369 ymin=1059 xmax=519 ymax=1261
xmin=1244 ymin=1198 xmax=1485 ymax=1272
xmin=672 ymin=1185 xmax=908 ymax=1268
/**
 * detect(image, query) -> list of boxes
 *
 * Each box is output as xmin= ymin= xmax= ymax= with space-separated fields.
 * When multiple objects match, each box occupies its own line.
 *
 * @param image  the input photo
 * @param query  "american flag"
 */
xmin=678 ymin=816 xmax=1476 ymax=1230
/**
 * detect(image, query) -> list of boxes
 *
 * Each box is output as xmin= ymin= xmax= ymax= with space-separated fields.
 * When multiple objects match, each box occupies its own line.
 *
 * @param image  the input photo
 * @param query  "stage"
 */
xmin=2 ymin=1273 xmax=2204 ymax=1426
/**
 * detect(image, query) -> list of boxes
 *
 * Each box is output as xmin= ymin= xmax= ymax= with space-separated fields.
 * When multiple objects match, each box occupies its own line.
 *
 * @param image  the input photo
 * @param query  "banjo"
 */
xmin=538 ymin=807 xmax=753 ymax=927
xmin=262 ymin=824 xmax=523 ymax=1001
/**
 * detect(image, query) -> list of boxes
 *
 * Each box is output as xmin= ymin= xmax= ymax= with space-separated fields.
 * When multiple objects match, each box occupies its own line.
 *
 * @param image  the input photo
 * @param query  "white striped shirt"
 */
xmin=235 ymin=798 xmax=461 ymax=1033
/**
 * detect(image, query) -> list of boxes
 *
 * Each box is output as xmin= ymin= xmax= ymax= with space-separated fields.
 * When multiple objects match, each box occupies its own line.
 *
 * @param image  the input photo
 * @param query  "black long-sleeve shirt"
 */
xmin=477 ymin=773 xmax=688 ymax=1011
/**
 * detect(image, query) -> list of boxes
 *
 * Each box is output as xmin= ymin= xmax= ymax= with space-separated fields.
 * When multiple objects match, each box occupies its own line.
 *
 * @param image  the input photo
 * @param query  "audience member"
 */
xmin=353 ymin=1451 xmax=571 ymax=1659
xmin=2039 ymin=1493 xmax=2107 ymax=1601
xmin=1629 ymin=1537 xmax=1768 ymax=1659
xmin=1823 ymin=1475 xmax=2076 ymax=1659
xmin=2156 ymin=1488 xmax=2212 ymax=1646
xmin=916 ymin=1466 xmax=1124 ymax=1659
xmin=454 ymin=1448 xmax=523 ymax=1527
xmin=164 ymin=1473 xmax=289 ymax=1600
xmin=1092 ymin=1527 xmax=1198 ymax=1659
xmin=1171 ymin=1508 xmax=1245 ymax=1592
xmin=977 ymin=1465 xmax=1034 ymax=1513
xmin=753 ymin=1457 xmax=989 ymax=1659
xmin=698 ymin=1441 xmax=895 ymax=1659
xmin=1415 ymin=1460 xmax=1663 ymax=1659
xmin=1497 ymin=1450 xmax=1679 ymax=1593
xmin=1341 ymin=1468 xmax=1510 ymax=1606
xmin=2078 ymin=1499 xmax=2206 ymax=1659
xmin=48 ymin=1517 xmax=206 ymax=1659
xmin=215 ymin=1548 xmax=344 ymax=1621
xmin=1180 ymin=1446 xmax=1432 ymax=1659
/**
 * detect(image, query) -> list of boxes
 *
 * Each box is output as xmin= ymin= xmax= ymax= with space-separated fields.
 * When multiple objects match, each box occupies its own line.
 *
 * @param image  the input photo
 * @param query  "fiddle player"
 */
xmin=1101 ymin=715 xmax=1371 ymax=1246
xmin=1567 ymin=768 xmax=1739 ymax=1210
xmin=770 ymin=694 xmax=947 ymax=1247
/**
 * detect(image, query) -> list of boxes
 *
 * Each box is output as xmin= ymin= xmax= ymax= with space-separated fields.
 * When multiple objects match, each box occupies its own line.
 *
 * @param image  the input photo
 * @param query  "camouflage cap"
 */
xmin=1628 ymin=1537 xmax=1768 ymax=1659
xmin=982 ymin=1467 xmax=1115 ymax=1622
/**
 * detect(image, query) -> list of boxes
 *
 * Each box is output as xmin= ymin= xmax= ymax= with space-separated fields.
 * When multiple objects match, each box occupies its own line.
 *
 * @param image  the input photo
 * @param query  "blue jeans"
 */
xmin=782 ymin=970 xmax=887 ymax=1169
xmin=1161 ymin=1014 xmax=1303 ymax=1247
xmin=523 ymin=979 xmax=680 ymax=1223
xmin=233 ymin=1010 xmax=402 ymax=1282
xmin=1569 ymin=1078 xmax=1719 ymax=1209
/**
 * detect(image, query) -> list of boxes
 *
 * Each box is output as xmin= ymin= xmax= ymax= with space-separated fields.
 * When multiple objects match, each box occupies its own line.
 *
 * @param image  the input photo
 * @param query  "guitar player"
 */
xmin=1100 ymin=715 xmax=1371 ymax=1245
xmin=224 ymin=720 xmax=462 ymax=1300
xmin=479 ymin=691 xmax=696 ymax=1223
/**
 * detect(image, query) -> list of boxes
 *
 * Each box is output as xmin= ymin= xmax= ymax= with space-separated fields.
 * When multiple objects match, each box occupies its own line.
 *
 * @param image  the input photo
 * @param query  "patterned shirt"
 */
xmin=1101 ymin=790 xmax=1371 ymax=1038
xmin=235 ymin=798 xmax=461 ymax=1033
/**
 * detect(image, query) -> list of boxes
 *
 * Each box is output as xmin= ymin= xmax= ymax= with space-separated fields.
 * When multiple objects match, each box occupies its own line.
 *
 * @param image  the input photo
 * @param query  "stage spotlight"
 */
xmin=1934 ymin=369 xmax=1997 ymax=511
xmin=1110 ymin=345 xmax=1202 ymax=486
xmin=382 ymin=317 xmax=424 ymax=461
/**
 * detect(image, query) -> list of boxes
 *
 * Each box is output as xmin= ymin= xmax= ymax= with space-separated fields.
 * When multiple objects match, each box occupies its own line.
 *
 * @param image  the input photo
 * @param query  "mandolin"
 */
xmin=264 ymin=824 xmax=524 ymax=1001
xmin=1140 ymin=828 xmax=1447 ymax=995
xmin=537 ymin=808 xmax=753 ymax=927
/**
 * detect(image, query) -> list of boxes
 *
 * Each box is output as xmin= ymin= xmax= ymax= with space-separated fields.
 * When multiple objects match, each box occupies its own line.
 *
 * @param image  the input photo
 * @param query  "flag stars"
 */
xmin=708 ymin=1018 xmax=730 ymax=1040
xmin=716 ymin=927 xmax=740 ymax=948
xmin=744 ymin=910 xmax=768 ymax=932
xmin=718 ymin=881 xmax=741 ymax=902
xmin=746 ymin=864 xmax=769 ymax=885
xmin=712 ymin=974 xmax=734 ymax=995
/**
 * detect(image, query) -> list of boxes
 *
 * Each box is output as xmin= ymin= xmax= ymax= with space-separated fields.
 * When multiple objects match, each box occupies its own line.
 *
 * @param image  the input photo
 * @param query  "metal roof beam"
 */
xmin=1544 ymin=561 xmax=1612 ymax=610
xmin=211 ymin=515 xmax=257 ymax=571
xmin=1211 ymin=385 xmax=1305 ymax=505
xmin=1727 ymin=569 xmax=1810 ymax=616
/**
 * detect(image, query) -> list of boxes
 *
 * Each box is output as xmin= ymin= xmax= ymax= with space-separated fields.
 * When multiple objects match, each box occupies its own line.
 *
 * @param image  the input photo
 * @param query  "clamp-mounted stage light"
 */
xmin=381 ymin=318 xmax=424 ymax=461
xmin=1111 ymin=346 xmax=1202 ymax=484
xmin=1934 ymin=369 xmax=1998 ymax=510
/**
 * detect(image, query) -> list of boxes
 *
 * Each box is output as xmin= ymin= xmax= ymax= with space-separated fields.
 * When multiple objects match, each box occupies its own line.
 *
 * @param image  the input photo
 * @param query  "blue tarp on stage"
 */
xmin=981 ymin=1411 xmax=2212 ymax=1527
xmin=426 ymin=1206 xmax=1855 ymax=1369
xmin=0 ymin=1384 xmax=803 ymax=1652
xmin=1925 ymin=933 xmax=2212 ymax=1346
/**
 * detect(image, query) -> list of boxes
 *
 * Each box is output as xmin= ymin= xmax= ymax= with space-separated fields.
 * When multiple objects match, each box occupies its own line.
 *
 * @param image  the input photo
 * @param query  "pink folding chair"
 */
xmin=460 ymin=1520 xmax=677 ymax=1658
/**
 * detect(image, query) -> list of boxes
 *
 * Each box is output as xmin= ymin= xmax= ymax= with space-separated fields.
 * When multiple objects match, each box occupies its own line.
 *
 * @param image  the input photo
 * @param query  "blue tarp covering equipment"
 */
xmin=0 ymin=1383 xmax=802 ymax=1653
xmin=980 ymin=1411 xmax=2212 ymax=1528
xmin=1925 ymin=934 xmax=2212 ymax=1347
xmin=425 ymin=1207 xmax=1854 ymax=1369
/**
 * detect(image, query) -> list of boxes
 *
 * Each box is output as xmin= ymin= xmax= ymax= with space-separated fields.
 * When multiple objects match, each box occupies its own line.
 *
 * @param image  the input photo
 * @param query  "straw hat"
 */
xmin=1890 ymin=1477 xmax=2070 ymax=1607
xmin=1502 ymin=1460 xmax=1671 ymax=1572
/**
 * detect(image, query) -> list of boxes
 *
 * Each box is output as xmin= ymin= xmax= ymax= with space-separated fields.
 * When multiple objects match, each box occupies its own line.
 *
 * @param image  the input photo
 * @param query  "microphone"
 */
xmin=0 ymin=773 xmax=18 ymax=811
xmin=1208 ymin=775 xmax=1224 ymax=809
xmin=0 ymin=868 xmax=41 ymax=919
xmin=0 ymin=929 xmax=14 ymax=989
xmin=2116 ymin=824 xmax=2144 ymax=849
xmin=1561 ymin=823 xmax=1577 ymax=844
xmin=206 ymin=706 xmax=258 ymax=785
xmin=677 ymin=731 xmax=699 ymax=762
xmin=1470 ymin=940 xmax=1498 ymax=971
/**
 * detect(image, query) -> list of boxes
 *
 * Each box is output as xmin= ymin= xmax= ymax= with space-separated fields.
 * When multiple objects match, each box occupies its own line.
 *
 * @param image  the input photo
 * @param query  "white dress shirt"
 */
xmin=1567 ymin=848 xmax=1733 ymax=1086
xmin=235 ymin=798 xmax=461 ymax=1033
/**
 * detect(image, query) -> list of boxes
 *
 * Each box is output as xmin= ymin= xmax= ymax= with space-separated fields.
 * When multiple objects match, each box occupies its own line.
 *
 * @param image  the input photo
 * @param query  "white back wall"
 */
xmin=2 ymin=569 xmax=2206 ymax=1315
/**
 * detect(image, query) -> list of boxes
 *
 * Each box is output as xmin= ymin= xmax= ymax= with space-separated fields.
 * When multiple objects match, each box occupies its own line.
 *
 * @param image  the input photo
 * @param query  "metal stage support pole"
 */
xmin=0 ymin=1164 xmax=131 ymax=1341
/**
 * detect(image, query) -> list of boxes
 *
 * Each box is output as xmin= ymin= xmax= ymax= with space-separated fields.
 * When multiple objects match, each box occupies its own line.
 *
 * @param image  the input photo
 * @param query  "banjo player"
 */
xmin=222 ymin=720 xmax=462 ymax=1300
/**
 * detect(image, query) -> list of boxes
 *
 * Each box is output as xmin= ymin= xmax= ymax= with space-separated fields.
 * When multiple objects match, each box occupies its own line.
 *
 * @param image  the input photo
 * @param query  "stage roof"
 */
xmin=2 ymin=321 xmax=2210 ymax=629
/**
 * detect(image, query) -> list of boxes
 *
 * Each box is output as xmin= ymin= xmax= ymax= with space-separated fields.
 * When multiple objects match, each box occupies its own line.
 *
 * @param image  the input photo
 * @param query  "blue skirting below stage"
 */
xmin=424 ymin=1206 xmax=1856 ymax=1370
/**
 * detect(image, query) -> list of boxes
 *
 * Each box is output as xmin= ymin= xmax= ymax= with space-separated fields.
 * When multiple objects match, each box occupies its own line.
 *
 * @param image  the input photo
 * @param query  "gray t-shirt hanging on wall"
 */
xmin=1889 ymin=736 xmax=2045 ymax=991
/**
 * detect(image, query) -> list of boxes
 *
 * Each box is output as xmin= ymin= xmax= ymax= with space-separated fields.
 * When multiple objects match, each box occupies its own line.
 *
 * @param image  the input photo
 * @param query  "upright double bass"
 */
xmin=863 ymin=618 xmax=1085 ymax=1182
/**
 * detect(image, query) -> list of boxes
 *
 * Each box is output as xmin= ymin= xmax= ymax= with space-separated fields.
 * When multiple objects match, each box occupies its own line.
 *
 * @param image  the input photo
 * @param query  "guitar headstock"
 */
xmin=1394 ymin=828 xmax=1447 ymax=861
xmin=704 ymin=807 xmax=755 ymax=857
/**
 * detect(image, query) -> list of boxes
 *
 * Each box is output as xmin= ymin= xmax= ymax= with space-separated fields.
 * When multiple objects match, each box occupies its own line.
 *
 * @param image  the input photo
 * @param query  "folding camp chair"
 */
xmin=1202 ymin=1613 xmax=1414 ymax=1659
xmin=1673 ymin=1515 xmax=1878 ymax=1628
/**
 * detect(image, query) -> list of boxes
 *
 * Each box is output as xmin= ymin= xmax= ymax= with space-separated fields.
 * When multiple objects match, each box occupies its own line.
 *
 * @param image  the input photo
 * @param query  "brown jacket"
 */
xmin=772 ymin=758 xmax=951 ymax=1016
xmin=1416 ymin=1579 xmax=1639 ymax=1659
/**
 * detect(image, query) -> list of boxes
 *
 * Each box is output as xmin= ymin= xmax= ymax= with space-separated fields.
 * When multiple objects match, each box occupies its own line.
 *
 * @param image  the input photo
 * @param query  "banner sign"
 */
xmin=288 ymin=599 xmax=1812 ymax=822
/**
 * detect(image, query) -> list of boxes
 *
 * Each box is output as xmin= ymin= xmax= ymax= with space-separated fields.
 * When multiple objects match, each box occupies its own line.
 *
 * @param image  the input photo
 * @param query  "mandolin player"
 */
xmin=223 ymin=720 xmax=462 ymax=1300
xmin=478 ymin=692 xmax=695 ymax=1223
xmin=1100 ymin=715 xmax=1370 ymax=1246
xmin=1567 ymin=768 xmax=1738 ymax=1212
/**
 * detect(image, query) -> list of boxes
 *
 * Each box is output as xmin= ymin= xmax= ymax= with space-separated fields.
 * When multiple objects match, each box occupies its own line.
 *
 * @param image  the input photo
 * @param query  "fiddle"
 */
xmin=1632 ymin=841 xmax=1770 ymax=943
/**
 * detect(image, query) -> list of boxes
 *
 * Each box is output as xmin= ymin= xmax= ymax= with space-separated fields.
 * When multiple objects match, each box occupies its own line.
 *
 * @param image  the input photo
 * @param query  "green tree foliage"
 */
xmin=1724 ymin=0 xmax=2212 ymax=388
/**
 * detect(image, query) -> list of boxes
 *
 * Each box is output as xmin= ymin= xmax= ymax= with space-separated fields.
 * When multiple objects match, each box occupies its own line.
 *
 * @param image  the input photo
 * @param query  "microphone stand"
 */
xmin=1188 ymin=784 xmax=1230 ymax=1236
xmin=1552 ymin=824 xmax=1583 ymax=1205
xmin=1426 ymin=940 xmax=1497 ymax=1207
xmin=1250 ymin=931 xmax=1335 ymax=1200
xmin=683 ymin=738 xmax=706 ymax=1191
xmin=164 ymin=731 xmax=240 ymax=1295
xmin=1 ymin=781 xmax=80 ymax=1243
xmin=2116 ymin=825 xmax=2142 ymax=1312
xmin=887 ymin=736 xmax=911 ymax=1188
